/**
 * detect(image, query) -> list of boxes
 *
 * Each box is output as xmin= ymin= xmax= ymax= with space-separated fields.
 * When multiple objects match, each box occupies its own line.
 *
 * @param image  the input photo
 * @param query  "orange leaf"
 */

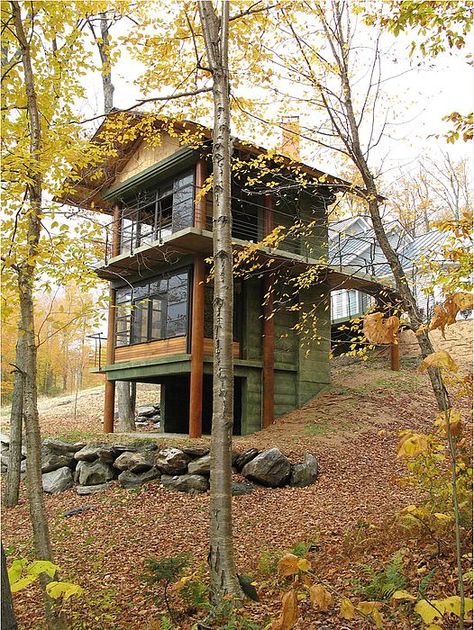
xmin=309 ymin=584 xmax=333 ymax=611
xmin=272 ymin=589 xmax=299 ymax=630
xmin=363 ymin=312 xmax=399 ymax=344
xmin=277 ymin=554 xmax=300 ymax=577
xmin=419 ymin=351 xmax=458 ymax=373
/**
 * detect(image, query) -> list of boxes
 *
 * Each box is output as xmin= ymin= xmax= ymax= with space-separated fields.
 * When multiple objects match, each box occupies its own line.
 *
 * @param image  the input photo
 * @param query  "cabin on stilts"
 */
xmin=61 ymin=112 xmax=395 ymax=437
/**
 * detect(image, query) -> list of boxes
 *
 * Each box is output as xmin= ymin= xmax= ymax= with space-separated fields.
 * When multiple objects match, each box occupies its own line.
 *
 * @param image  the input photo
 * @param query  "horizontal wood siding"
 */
xmin=115 ymin=337 xmax=187 ymax=363
xmin=203 ymin=338 xmax=240 ymax=359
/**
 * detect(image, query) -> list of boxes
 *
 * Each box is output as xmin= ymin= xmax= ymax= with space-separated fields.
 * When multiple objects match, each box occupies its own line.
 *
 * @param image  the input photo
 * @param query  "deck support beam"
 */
xmin=189 ymin=256 xmax=205 ymax=437
xmin=391 ymin=335 xmax=400 ymax=371
xmin=262 ymin=193 xmax=275 ymax=429
xmin=104 ymin=286 xmax=117 ymax=433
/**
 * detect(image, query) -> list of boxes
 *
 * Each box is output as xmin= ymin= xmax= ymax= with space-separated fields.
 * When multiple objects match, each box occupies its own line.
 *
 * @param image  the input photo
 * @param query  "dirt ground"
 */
xmin=1 ymin=323 xmax=472 ymax=629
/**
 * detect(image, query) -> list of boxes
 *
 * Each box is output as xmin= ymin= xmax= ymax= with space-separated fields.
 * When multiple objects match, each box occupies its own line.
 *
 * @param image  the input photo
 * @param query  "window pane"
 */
xmin=131 ymin=300 xmax=149 ymax=343
xmin=150 ymin=297 xmax=164 ymax=340
xmin=167 ymin=301 xmax=187 ymax=337
xmin=172 ymin=171 xmax=194 ymax=232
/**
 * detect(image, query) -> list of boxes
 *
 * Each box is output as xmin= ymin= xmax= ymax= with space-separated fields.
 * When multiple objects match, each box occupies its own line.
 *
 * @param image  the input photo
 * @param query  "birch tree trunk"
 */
xmin=198 ymin=0 xmax=243 ymax=605
xmin=11 ymin=4 xmax=61 ymax=628
xmin=4 ymin=336 xmax=25 ymax=508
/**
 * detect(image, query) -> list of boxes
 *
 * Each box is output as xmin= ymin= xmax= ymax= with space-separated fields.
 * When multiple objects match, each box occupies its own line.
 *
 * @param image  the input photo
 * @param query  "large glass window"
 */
xmin=114 ymin=270 xmax=189 ymax=347
xmin=118 ymin=170 xmax=194 ymax=255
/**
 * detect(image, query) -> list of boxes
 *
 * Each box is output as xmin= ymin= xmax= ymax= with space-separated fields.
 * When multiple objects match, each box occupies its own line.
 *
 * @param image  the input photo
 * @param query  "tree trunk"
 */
xmin=117 ymin=381 xmax=136 ymax=432
xmin=1 ymin=543 xmax=18 ymax=630
xmin=99 ymin=13 xmax=115 ymax=114
xmin=11 ymin=4 xmax=61 ymax=628
xmin=198 ymin=0 xmax=243 ymax=605
xmin=330 ymin=7 xmax=449 ymax=411
xmin=4 ymin=336 xmax=25 ymax=508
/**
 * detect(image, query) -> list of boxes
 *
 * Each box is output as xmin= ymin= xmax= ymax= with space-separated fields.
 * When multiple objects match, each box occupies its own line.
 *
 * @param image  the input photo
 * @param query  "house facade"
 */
xmin=65 ymin=115 xmax=357 ymax=437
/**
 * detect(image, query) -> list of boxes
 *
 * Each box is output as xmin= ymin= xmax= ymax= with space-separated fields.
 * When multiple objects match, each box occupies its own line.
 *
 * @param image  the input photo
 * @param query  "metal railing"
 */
xmin=87 ymin=333 xmax=107 ymax=370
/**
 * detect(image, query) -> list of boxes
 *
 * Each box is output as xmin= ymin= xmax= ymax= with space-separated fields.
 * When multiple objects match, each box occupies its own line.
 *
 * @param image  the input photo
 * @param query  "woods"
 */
xmin=1 ymin=1 xmax=473 ymax=629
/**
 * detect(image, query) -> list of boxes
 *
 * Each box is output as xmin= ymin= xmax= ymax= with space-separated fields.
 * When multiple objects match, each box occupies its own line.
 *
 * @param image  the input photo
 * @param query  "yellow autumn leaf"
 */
xmin=433 ymin=512 xmax=452 ymax=522
xmin=434 ymin=410 xmax=463 ymax=438
xmin=419 ymin=351 xmax=458 ymax=373
xmin=340 ymin=598 xmax=356 ymax=620
xmin=397 ymin=433 xmax=429 ymax=458
xmin=392 ymin=590 xmax=417 ymax=602
xmin=297 ymin=558 xmax=311 ymax=572
xmin=357 ymin=601 xmax=381 ymax=615
xmin=452 ymin=292 xmax=473 ymax=311
xmin=309 ymin=584 xmax=333 ymax=611
xmin=372 ymin=609 xmax=384 ymax=628
xmin=277 ymin=554 xmax=300 ymax=577
xmin=363 ymin=312 xmax=400 ymax=344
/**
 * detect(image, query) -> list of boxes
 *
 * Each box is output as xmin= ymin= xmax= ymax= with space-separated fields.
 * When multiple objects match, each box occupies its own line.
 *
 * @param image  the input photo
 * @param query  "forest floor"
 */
xmin=1 ymin=326 xmax=472 ymax=629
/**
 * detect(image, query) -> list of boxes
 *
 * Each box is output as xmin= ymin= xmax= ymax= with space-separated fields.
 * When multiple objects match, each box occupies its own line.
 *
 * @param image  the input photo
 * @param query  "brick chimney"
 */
xmin=280 ymin=116 xmax=301 ymax=162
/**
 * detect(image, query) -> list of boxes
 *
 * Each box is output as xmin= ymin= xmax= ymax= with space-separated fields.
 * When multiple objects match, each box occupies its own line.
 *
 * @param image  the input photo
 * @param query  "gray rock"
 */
xmin=149 ymin=415 xmax=161 ymax=424
xmin=42 ymin=467 xmax=74 ymax=494
xmin=241 ymin=448 xmax=291 ymax=487
xmin=289 ymin=454 xmax=319 ymax=488
xmin=118 ymin=467 xmax=161 ymax=489
xmin=97 ymin=448 xmax=114 ymax=464
xmin=42 ymin=439 xmax=85 ymax=453
xmin=183 ymin=446 xmax=210 ymax=458
xmin=76 ymin=484 xmax=108 ymax=496
xmin=1 ymin=453 xmax=27 ymax=472
xmin=74 ymin=445 xmax=106 ymax=462
xmin=136 ymin=405 xmax=156 ymax=417
xmin=187 ymin=454 xmax=211 ymax=476
xmin=111 ymin=444 xmax=138 ymax=457
xmin=155 ymin=448 xmax=190 ymax=474
xmin=234 ymin=449 xmax=259 ymax=471
xmin=76 ymin=460 xmax=116 ymax=486
xmin=114 ymin=451 xmax=152 ymax=473
xmin=232 ymin=481 xmax=254 ymax=496
xmin=41 ymin=446 xmax=76 ymax=473
xmin=161 ymin=474 xmax=209 ymax=493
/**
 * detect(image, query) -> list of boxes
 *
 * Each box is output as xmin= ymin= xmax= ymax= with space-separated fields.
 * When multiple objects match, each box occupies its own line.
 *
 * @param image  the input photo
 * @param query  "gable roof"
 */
xmin=58 ymin=111 xmax=360 ymax=213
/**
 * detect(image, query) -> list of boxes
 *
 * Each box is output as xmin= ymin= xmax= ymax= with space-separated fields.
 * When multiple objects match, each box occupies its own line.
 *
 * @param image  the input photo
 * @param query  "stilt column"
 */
xmin=195 ymin=157 xmax=207 ymax=229
xmin=189 ymin=256 xmax=205 ymax=437
xmin=391 ymin=334 xmax=400 ymax=371
xmin=103 ymin=286 xmax=116 ymax=433
xmin=262 ymin=194 xmax=275 ymax=428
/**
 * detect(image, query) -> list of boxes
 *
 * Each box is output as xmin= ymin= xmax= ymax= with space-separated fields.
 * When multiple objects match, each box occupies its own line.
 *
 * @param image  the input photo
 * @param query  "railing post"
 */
xmin=262 ymin=193 xmax=275 ymax=429
xmin=195 ymin=157 xmax=207 ymax=229
xmin=189 ymin=256 xmax=205 ymax=438
xmin=112 ymin=204 xmax=121 ymax=258
xmin=103 ymin=287 xmax=116 ymax=433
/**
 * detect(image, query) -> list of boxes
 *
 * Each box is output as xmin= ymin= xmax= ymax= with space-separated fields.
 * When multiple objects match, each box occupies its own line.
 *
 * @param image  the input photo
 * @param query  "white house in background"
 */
xmin=328 ymin=216 xmax=449 ymax=324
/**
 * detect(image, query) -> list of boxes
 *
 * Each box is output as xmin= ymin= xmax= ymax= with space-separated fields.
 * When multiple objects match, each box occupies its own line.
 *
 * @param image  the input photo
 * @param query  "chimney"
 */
xmin=280 ymin=116 xmax=301 ymax=162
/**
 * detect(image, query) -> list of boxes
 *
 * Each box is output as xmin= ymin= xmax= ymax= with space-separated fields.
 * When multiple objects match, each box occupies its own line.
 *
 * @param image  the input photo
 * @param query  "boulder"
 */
xmin=187 ymin=454 xmax=211 ymax=476
xmin=97 ymin=448 xmax=114 ymax=464
xmin=234 ymin=448 xmax=259 ymax=471
xmin=114 ymin=451 xmax=152 ymax=473
xmin=42 ymin=439 xmax=85 ymax=453
xmin=111 ymin=444 xmax=138 ymax=457
xmin=182 ymin=446 xmax=210 ymax=458
xmin=161 ymin=474 xmax=209 ymax=493
xmin=41 ymin=446 xmax=76 ymax=473
xmin=155 ymin=448 xmax=190 ymax=474
xmin=118 ymin=467 xmax=161 ymax=489
xmin=136 ymin=405 xmax=156 ymax=418
xmin=0 ymin=453 xmax=25 ymax=471
xmin=241 ymin=448 xmax=291 ymax=487
xmin=42 ymin=467 xmax=74 ymax=494
xmin=149 ymin=415 xmax=161 ymax=424
xmin=74 ymin=445 xmax=106 ymax=462
xmin=0 ymin=433 xmax=10 ymax=446
xmin=76 ymin=460 xmax=115 ymax=486
xmin=289 ymin=454 xmax=319 ymax=488
xmin=231 ymin=481 xmax=254 ymax=496
xmin=76 ymin=484 xmax=108 ymax=496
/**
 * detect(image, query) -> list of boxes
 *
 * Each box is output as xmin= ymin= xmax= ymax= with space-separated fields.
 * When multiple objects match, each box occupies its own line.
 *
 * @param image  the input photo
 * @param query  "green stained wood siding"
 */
xmin=242 ymin=278 xmax=262 ymax=360
xmin=299 ymin=192 xmax=329 ymax=261
xmin=274 ymin=307 xmax=298 ymax=367
xmin=297 ymin=280 xmax=331 ymax=406
xmin=274 ymin=370 xmax=297 ymax=416
xmin=241 ymin=369 xmax=262 ymax=434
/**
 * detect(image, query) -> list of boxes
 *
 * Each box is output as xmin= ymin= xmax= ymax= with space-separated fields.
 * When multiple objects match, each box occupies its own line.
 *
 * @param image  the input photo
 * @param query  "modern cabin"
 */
xmin=62 ymin=113 xmax=393 ymax=437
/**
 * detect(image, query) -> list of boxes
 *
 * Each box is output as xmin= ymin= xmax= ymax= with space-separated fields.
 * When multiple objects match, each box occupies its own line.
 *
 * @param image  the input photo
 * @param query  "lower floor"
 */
xmin=102 ymin=357 xmax=330 ymax=436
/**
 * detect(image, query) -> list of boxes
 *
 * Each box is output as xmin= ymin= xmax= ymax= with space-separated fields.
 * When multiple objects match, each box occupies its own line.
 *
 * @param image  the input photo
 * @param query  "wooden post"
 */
xmin=391 ymin=334 xmax=400 ymax=371
xmin=195 ymin=157 xmax=207 ymax=229
xmin=103 ymin=286 xmax=116 ymax=433
xmin=189 ymin=256 xmax=205 ymax=437
xmin=262 ymin=193 xmax=275 ymax=428
xmin=112 ymin=203 xmax=121 ymax=257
